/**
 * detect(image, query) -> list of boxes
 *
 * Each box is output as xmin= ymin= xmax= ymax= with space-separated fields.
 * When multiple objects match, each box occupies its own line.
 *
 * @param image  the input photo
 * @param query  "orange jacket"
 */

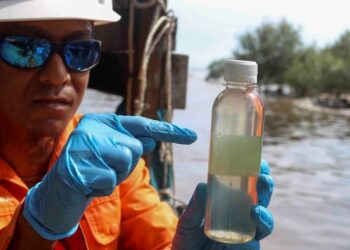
xmin=0 ymin=115 xmax=178 ymax=249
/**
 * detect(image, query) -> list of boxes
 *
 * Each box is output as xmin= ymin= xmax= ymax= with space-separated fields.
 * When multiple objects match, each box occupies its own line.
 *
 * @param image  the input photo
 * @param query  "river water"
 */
xmin=80 ymin=70 xmax=350 ymax=250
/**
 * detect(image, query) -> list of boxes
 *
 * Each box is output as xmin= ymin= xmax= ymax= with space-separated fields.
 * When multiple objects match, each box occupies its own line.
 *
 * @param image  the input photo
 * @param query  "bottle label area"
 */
xmin=209 ymin=135 xmax=263 ymax=176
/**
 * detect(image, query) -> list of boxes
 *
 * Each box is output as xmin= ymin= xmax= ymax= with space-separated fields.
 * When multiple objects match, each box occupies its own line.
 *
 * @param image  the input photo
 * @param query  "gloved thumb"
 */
xmin=179 ymin=183 xmax=207 ymax=230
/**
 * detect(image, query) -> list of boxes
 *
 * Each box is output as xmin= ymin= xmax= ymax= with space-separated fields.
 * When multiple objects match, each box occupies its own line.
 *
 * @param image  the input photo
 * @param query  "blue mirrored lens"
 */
xmin=0 ymin=36 xmax=50 ymax=68
xmin=64 ymin=40 xmax=100 ymax=72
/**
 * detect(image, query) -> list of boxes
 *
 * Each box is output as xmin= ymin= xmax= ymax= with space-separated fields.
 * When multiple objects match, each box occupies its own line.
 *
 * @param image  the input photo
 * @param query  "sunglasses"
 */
xmin=0 ymin=36 xmax=101 ymax=72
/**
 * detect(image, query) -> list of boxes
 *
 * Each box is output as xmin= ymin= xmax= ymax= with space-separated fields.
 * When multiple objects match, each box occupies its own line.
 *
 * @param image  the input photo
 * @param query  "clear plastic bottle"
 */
xmin=204 ymin=60 xmax=264 ymax=244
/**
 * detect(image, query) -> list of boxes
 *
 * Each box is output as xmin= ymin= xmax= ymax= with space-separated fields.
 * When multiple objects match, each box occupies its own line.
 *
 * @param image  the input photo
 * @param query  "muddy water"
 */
xmin=79 ymin=71 xmax=350 ymax=250
xmin=172 ymin=71 xmax=350 ymax=250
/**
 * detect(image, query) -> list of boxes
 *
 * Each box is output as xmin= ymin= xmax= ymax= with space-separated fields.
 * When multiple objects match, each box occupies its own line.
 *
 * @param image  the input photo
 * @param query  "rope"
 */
xmin=134 ymin=16 xmax=172 ymax=115
xmin=126 ymin=0 xmax=136 ymax=115
xmin=160 ymin=17 xmax=176 ymax=205
xmin=127 ymin=0 xmax=167 ymax=115
xmin=165 ymin=15 xmax=175 ymax=122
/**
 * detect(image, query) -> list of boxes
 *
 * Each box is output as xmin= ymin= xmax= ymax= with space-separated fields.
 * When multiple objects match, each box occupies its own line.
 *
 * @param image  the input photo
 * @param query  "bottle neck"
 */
xmin=225 ymin=81 xmax=258 ymax=90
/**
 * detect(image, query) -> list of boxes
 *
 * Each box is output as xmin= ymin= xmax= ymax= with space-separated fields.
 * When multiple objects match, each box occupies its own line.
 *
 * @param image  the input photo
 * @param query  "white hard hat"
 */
xmin=0 ymin=0 xmax=121 ymax=25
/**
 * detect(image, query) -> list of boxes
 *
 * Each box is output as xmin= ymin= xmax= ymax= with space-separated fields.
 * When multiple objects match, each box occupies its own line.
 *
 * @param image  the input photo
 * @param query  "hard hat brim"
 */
xmin=0 ymin=0 xmax=121 ymax=25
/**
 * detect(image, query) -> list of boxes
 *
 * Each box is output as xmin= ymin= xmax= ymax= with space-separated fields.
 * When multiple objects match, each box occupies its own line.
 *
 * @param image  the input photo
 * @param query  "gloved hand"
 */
xmin=24 ymin=113 xmax=197 ymax=240
xmin=172 ymin=160 xmax=274 ymax=250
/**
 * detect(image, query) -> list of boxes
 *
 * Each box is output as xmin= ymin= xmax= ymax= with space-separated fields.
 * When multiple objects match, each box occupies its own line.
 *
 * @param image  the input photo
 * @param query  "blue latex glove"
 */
xmin=172 ymin=160 xmax=274 ymax=250
xmin=24 ymin=113 xmax=197 ymax=240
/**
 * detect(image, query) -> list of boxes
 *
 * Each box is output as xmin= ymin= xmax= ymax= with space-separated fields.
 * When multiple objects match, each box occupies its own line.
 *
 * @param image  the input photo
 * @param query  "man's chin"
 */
xmin=27 ymin=118 xmax=69 ymax=138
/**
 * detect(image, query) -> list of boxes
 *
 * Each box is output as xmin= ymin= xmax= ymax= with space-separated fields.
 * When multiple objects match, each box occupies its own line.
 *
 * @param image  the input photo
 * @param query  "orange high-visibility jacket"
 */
xmin=0 ymin=115 xmax=178 ymax=249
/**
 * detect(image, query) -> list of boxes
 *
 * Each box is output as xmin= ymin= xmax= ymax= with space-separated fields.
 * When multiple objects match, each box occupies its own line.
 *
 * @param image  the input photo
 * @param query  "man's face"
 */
xmin=0 ymin=20 xmax=92 ymax=137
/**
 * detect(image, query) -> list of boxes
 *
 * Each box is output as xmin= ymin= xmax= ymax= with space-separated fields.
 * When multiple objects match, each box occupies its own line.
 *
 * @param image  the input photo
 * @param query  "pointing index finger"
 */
xmin=118 ymin=116 xmax=197 ymax=144
xmin=148 ymin=120 xmax=197 ymax=144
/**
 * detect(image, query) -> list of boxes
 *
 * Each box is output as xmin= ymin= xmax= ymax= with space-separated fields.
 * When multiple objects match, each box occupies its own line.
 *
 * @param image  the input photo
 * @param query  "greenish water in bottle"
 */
xmin=209 ymin=135 xmax=262 ymax=176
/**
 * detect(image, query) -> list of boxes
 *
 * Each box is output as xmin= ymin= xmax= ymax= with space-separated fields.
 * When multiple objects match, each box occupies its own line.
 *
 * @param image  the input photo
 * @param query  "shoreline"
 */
xmin=293 ymin=97 xmax=350 ymax=117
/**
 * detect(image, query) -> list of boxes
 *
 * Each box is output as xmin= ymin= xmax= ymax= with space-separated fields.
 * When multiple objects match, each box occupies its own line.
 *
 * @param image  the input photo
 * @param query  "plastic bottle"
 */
xmin=204 ymin=60 xmax=264 ymax=244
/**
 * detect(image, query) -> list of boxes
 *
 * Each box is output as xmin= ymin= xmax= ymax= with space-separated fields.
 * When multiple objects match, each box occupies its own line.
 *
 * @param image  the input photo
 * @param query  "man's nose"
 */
xmin=38 ymin=53 xmax=71 ymax=85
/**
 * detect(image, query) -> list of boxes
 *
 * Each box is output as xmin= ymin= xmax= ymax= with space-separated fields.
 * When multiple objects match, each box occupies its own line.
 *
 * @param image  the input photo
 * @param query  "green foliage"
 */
xmin=285 ymin=31 xmax=350 ymax=96
xmin=322 ymin=31 xmax=350 ymax=94
xmin=285 ymin=49 xmax=349 ymax=96
xmin=207 ymin=20 xmax=350 ymax=96
xmin=206 ymin=59 xmax=226 ymax=81
xmin=234 ymin=19 xmax=302 ymax=84
xmin=317 ymin=51 xmax=350 ymax=94
xmin=284 ymin=47 xmax=321 ymax=96
xmin=328 ymin=31 xmax=350 ymax=62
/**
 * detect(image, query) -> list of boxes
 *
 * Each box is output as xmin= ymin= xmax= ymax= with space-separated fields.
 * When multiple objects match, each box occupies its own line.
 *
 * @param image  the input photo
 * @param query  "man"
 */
xmin=0 ymin=0 xmax=274 ymax=249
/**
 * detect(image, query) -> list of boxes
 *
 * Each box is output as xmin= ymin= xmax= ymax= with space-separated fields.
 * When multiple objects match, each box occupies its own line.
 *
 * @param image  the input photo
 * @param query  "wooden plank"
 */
xmin=172 ymin=54 xmax=188 ymax=109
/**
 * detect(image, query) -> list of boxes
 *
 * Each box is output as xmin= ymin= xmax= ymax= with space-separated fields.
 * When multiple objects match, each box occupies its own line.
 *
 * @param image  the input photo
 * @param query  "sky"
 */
xmin=168 ymin=0 xmax=350 ymax=69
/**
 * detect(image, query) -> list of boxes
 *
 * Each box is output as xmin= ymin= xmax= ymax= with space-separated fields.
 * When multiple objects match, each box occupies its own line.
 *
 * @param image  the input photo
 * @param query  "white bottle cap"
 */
xmin=224 ymin=60 xmax=258 ymax=83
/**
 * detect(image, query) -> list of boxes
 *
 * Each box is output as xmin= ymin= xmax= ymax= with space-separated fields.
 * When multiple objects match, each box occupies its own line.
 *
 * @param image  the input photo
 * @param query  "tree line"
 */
xmin=206 ymin=19 xmax=350 ymax=97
